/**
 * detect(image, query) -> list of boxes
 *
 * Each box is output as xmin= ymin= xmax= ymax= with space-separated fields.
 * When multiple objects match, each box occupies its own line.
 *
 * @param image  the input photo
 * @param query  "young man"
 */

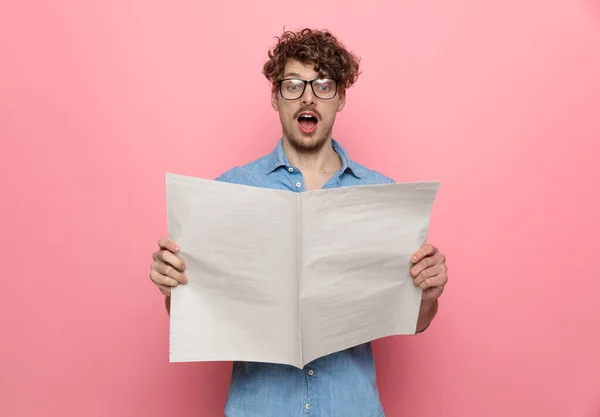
xmin=149 ymin=28 xmax=448 ymax=417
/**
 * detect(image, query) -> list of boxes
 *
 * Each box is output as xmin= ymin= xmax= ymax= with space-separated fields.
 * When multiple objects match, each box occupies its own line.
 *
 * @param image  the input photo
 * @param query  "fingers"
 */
xmin=412 ymin=262 xmax=444 ymax=287
xmin=417 ymin=269 xmax=448 ymax=290
xmin=411 ymin=244 xmax=437 ymax=263
xmin=150 ymin=269 xmax=180 ymax=287
xmin=410 ymin=252 xmax=445 ymax=280
xmin=411 ymin=252 xmax=448 ymax=289
xmin=152 ymin=248 xmax=186 ymax=272
xmin=410 ymin=243 xmax=448 ymax=301
xmin=158 ymin=238 xmax=180 ymax=253
xmin=150 ymin=237 xmax=187 ymax=295
xmin=151 ymin=260 xmax=188 ymax=284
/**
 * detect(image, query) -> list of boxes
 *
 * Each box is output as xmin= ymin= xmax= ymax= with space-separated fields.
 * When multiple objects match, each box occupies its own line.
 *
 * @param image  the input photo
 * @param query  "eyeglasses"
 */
xmin=278 ymin=78 xmax=338 ymax=100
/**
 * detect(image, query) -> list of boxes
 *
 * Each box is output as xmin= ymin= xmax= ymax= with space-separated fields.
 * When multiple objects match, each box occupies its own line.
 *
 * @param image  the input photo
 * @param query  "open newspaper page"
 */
xmin=166 ymin=174 xmax=302 ymax=367
xmin=299 ymin=182 xmax=440 ymax=366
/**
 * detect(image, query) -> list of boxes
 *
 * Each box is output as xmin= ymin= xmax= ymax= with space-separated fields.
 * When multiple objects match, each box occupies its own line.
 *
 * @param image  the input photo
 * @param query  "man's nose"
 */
xmin=301 ymin=84 xmax=316 ymax=105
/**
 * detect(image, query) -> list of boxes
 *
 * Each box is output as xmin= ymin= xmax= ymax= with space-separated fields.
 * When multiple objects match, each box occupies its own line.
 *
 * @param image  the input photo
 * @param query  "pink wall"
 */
xmin=1 ymin=0 xmax=599 ymax=416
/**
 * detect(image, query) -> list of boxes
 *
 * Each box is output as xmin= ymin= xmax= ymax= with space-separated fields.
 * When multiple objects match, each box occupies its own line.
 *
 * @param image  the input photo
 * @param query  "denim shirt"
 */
xmin=215 ymin=138 xmax=394 ymax=417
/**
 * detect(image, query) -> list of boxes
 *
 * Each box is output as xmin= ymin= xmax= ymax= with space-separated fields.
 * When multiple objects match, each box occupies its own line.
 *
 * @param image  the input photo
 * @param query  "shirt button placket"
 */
xmin=305 ymin=368 xmax=314 ymax=414
xmin=287 ymin=166 xmax=304 ymax=191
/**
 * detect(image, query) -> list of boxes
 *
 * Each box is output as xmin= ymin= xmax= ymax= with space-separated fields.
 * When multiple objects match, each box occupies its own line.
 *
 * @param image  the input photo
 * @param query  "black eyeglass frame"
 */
xmin=277 ymin=78 xmax=339 ymax=100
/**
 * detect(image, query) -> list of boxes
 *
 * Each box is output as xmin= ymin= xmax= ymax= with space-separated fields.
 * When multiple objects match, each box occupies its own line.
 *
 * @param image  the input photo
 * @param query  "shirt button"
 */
xmin=288 ymin=167 xmax=294 ymax=172
xmin=296 ymin=182 xmax=302 ymax=188
xmin=308 ymin=369 xmax=314 ymax=376
xmin=305 ymin=403 xmax=310 ymax=410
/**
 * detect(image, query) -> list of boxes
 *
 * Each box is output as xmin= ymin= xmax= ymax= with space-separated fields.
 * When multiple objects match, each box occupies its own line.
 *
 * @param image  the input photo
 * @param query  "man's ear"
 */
xmin=271 ymin=87 xmax=280 ymax=111
xmin=337 ymin=90 xmax=346 ymax=112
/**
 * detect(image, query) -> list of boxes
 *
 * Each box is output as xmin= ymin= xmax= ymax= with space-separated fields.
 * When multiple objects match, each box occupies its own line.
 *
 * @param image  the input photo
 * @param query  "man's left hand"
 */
xmin=410 ymin=244 xmax=448 ymax=302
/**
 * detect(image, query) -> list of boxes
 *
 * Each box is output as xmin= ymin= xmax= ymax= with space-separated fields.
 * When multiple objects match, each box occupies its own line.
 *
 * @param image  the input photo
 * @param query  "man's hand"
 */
xmin=149 ymin=238 xmax=188 ymax=297
xmin=410 ymin=243 xmax=448 ymax=302
xmin=409 ymin=244 xmax=448 ymax=332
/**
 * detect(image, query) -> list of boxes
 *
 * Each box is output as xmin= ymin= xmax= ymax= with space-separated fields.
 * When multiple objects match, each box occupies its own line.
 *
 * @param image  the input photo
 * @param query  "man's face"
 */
xmin=271 ymin=59 xmax=346 ymax=152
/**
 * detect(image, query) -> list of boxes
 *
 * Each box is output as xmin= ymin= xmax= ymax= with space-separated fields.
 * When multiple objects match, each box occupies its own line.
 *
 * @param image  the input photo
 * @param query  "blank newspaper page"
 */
xmin=166 ymin=174 xmax=302 ymax=367
xmin=299 ymin=182 xmax=440 ymax=365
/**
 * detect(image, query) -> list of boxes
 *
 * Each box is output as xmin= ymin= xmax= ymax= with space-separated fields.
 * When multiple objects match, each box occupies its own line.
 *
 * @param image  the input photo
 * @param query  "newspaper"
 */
xmin=166 ymin=173 xmax=440 ymax=368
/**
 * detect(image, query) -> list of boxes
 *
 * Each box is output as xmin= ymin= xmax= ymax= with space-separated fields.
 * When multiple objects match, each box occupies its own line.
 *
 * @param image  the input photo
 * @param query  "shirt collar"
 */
xmin=264 ymin=138 xmax=362 ymax=179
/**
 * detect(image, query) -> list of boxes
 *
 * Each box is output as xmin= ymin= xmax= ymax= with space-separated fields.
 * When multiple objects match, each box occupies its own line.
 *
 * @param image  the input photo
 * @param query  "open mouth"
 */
xmin=297 ymin=112 xmax=318 ymax=134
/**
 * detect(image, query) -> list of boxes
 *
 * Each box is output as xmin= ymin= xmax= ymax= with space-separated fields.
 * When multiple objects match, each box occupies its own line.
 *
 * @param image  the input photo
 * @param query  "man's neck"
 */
xmin=282 ymin=137 xmax=343 ymax=175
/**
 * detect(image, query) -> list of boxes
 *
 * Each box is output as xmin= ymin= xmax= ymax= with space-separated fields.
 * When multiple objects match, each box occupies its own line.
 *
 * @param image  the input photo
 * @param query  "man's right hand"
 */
xmin=149 ymin=238 xmax=188 ymax=297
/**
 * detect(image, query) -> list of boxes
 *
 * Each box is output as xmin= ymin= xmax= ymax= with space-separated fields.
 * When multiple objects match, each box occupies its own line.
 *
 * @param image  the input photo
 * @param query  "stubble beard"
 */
xmin=282 ymin=121 xmax=333 ymax=154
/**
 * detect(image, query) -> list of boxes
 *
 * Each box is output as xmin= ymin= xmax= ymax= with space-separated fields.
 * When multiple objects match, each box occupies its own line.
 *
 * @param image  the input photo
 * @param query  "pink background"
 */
xmin=1 ymin=0 xmax=599 ymax=416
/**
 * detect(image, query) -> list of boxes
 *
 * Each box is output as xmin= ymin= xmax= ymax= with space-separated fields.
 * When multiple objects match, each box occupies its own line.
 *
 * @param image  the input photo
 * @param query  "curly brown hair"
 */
xmin=262 ymin=28 xmax=361 ymax=93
